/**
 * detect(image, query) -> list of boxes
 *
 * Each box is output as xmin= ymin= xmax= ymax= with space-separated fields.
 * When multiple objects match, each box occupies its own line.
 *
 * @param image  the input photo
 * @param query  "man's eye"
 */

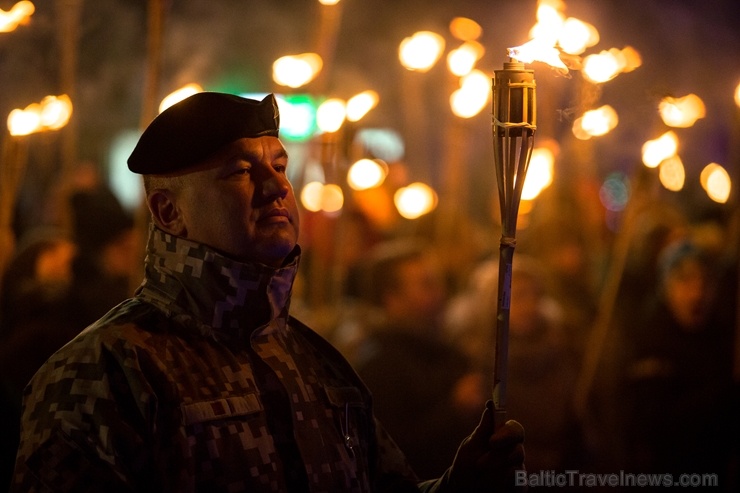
xmin=235 ymin=168 xmax=251 ymax=175
xmin=274 ymin=165 xmax=287 ymax=173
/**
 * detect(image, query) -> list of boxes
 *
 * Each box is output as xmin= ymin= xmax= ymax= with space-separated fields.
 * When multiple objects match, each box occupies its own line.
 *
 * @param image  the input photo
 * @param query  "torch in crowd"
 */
xmin=491 ymin=59 xmax=536 ymax=430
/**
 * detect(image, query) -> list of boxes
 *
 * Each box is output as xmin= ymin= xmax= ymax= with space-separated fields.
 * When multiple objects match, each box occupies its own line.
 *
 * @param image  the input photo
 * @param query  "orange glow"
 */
xmin=449 ymin=17 xmax=482 ymax=41
xmin=450 ymin=69 xmax=489 ymax=118
xmin=347 ymin=159 xmax=387 ymax=190
xmin=447 ymin=41 xmax=485 ymax=76
xmin=700 ymin=163 xmax=731 ymax=204
xmin=581 ymin=105 xmax=618 ymax=136
xmin=316 ymin=98 xmax=346 ymax=133
xmin=300 ymin=181 xmax=344 ymax=213
xmin=346 ymin=90 xmax=379 ymax=122
xmin=508 ymin=38 xmax=568 ymax=73
xmin=582 ymin=47 xmax=641 ymax=84
xmin=159 ymin=83 xmax=203 ymax=113
xmin=273 ymin=53 xmax=323 ymax=88
xmin=399 ymin=31 xmax=445 ymax=72
xmin=558 ymin=17 xmax=599 ymax=55
xmin=659 ymin=94 xmax=706 ymax=128
xmin=7 ymin=94 xmax=72 ymax=136
xmin=394 ymin=182 xmax=437 ymax=219
xmin=0 ymin=1 xmax=34 ymax=33
xmin=658 ymin=155 xmax=685 ymax=192
xmin=642 ymin=131 xmax=678 ymax=168
xmin=522 ymin=147 xmax=555 ymax=200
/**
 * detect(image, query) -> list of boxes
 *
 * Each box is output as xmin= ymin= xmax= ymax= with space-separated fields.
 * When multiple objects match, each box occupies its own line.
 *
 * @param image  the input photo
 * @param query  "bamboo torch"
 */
xmin=491 ymin=59 xmax=536 ymax=430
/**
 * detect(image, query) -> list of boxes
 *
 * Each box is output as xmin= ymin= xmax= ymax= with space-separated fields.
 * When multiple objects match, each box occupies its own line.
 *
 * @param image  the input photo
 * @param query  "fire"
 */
xmin=450 ymin=69 xmax=489 ymax=118
xmin=300 ymin=182 xmax=344 ymax=213
xmin=700 ymin=163 xmax=731 ymax=204
xmin=272 ymin=53 xmax=323 ymax=89
xmin=641 ymin=131 xmax=678 ymax=168
xmin=521 ymin=146 xmax=555 ymax=200
xmin=507 ymin=38 xmax=568 ymax=74
xmin=7 ymin=94 xmax=72 ymax=136
xmin=582 ymin=47 xmax=641 ymax=83
xmin=658 ymin=94 xmax=706 ymax=128
xmin=159 ymin=84 xmax=203 ymax=114
xmin=316 ymin=98 xmax=346 ymax=133
xmin=346 ymin=90 xmax=379 ymax=123
xmin=399 ymin=31 xmax=445 ymax=72
xmin=0 ymin=1 xmax=35 ymax=33
xmin=574 ymin=105 xmax=618 ymax=138
xmin=447 ymin=41 xmax=485 ymax=77
xmin=394 ymin=182 xmax=437 ymax=219
xmin=658 ymin=155 xmax=685 ymax=192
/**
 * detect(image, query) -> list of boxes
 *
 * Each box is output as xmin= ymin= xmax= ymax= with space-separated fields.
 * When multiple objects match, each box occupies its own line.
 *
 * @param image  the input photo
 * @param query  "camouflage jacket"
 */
xmin=11 ymin=227 xmax=454 ymax=492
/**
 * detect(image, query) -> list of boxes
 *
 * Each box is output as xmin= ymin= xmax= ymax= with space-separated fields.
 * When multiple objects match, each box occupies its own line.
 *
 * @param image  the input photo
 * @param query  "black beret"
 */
xmin=127 ymin=92 xmax=280 ymax=174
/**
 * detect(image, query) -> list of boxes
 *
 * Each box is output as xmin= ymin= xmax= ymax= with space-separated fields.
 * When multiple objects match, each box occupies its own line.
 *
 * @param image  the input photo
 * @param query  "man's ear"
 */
xmin=146 ymin=189 xmax=187 ymax=236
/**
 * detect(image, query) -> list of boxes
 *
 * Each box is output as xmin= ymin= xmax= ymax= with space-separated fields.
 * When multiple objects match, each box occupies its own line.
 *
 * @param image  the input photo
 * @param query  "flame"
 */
xmin=507 ymin=38 xmax=568 ymax=73
xmin=658 ymin=155 xmax=685 ymax=192
xmin=273 ymin=53 xmax=323 ymax=89
xmin=346 ymin=90 xmax=379 ymax=122
xmin=450 ymin=69 xmax=489 ymax=118
xmin=447 ymin=41 xmax=485 ymax=76
xmin=449 ymin=17 xmax=482 ymax=41
xmin=522 ymin=146 xmax=555 ymax=200
xmin=159 ymin=83 xmax=203 ymax=113
xmin=642 ymin=131 xmax=678 ymax=168
xmin=701 ymin=163 xmax=731 ymax=204
xmin=394 ymin=182 xmax=437 ymax=219
xmin=558 ymin=17 xmax=599 ymax=55
xmin=582 ymin=47 xmax=641 ymax=84
xmin=659 ymin=94 xmax=706 ymax=128
xmin=348 ymin=159 xmax=387 ymax=190
xmin=0 ymin=1 xmax=35 ymax=33
xmin=300 ymin=181 xmax=344 ymax=213
xmin=399 ymin=31 xmax=445 ymax=72
xmin=7 ymin=94 xmax=72 ymax=136
xmin=316 ymin=98 xmax=346 ymax=133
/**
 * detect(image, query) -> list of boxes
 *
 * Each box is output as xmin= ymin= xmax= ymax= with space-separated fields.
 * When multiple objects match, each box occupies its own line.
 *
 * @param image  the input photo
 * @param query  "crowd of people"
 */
xmin=0 ymin=91 xmax=737 ymax=491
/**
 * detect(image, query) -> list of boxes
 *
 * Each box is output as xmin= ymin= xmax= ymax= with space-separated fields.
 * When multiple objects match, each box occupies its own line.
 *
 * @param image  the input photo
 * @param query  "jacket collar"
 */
xmin=136 ymin=225 xmax=300 ymax=341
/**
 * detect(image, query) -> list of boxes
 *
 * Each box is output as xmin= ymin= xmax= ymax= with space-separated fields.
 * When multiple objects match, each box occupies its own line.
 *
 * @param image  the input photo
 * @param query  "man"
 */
xmin=10 ymin=92 xmax=524 ymax=492
xmin=354 ymin=240 xmax=487 ymax=479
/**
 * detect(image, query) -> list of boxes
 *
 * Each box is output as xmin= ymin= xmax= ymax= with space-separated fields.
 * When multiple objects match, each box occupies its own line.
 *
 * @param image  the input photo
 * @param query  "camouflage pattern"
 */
xmin=10 ymin=226 xmax=446 ymax=492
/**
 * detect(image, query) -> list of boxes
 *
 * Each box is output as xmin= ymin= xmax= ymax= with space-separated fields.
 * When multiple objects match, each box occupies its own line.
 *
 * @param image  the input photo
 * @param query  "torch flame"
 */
xmin=7 ymin=94 xmax=72 ymax=136
xmin=507 ymin=38 xmax=568 ymax=75
xmin=0 ymin=1 xmax=35 ymax=33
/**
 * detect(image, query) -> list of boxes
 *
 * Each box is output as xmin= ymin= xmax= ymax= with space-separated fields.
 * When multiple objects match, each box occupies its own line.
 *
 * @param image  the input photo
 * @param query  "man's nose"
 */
xmin=262 ymin=172 xmax=290 ymax=200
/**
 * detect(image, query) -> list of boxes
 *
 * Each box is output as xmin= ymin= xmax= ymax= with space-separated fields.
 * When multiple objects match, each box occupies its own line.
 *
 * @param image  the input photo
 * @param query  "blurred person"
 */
xmin=10 ymin=92 xmax=525 ymax=492
xmin=446 ymin=255 xmax=582 ymax=474
xmin=620 ymin=239 xmax=736 ymax=483
xmin=353 ymin=240 xmax=488 ymax=479
xmin=66 ymin=187 xmax=141 ymax=329
xmin=0 ymin=228 xmax=77 ymax=491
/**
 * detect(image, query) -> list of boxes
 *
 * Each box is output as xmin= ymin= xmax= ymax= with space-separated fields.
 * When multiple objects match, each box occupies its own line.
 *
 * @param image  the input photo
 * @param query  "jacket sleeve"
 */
xmin=10 ymin=332 xmax=158 ymax=493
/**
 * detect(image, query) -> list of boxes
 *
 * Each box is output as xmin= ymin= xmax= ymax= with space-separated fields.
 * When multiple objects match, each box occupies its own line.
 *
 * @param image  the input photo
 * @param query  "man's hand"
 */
xmin=447 ymin=401 xmax=525 ymax=492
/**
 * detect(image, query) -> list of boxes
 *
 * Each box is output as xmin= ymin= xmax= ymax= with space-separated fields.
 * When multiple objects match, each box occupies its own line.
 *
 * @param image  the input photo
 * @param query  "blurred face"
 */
xmin=385 ymin=255 xmax=447 ymax=330
xmin=175 ymin=136 xmax=299 ymax=267
xmin=663 ymin=258 xmax=709 ymax=331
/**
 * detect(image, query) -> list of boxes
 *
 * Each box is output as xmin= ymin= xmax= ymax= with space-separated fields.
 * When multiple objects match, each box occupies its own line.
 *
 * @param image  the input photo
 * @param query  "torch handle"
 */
xmin=493 ymin=238 xmax=515 ymax=430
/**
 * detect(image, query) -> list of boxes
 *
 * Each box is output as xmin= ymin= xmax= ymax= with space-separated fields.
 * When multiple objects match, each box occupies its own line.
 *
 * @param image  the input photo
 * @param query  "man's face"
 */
xmin=175 ymin=136 xmax=299 ymax=267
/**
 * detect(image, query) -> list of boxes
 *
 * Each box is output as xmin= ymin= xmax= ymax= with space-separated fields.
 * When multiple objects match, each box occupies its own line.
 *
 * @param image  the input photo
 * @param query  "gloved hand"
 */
xmin=447 ymin=400 xmax=526 ymax=492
